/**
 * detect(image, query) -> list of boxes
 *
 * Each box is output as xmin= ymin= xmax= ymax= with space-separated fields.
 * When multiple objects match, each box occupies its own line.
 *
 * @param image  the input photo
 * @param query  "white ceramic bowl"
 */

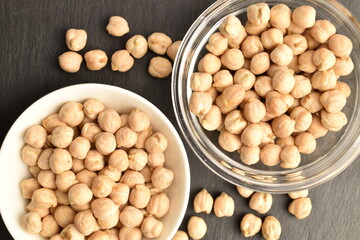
xmin=0 ymin=83 xmax=190 ymax=240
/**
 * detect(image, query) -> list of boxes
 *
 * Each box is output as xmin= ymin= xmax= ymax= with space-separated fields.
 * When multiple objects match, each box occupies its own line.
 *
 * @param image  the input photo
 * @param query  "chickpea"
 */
xmin=220 ymin=84 xmax=245 ymax=107
xmin=59 ymin=101 xmax=84 ymax=127
xmin=213 ymin=70 xmax=233 ymax=88
xmin=106 ymin=16 xmax=129 ymax=37
xmin=240 ymin=145 xmax=260 ymax=165
xmin=220 ymin=48 xmax=244 ymax=71
xmin=53 ymin=205 xmax=76 ymax=228
xmin=233 ymin=69 xmax=255 ymax=91
xmin=300 ymin=92 xmax=323 ymax=113
xmin=199 ymin=105 xmax=222 ymax=131
xmin=115 ymin=127 xmax=138 ymax=148
xmin=172 ymin=230 xmax=188 ymax=240
xmin=307 ymin=115 xmax=328 ymax=138
xmin=65 ymin=29 xmax=87 ymax=52
xmin=75 ymin=170 xmax=96 ymax=188
xmin=287 ymin=22 xmax=306 ymax=35
xmin=126 ymin=35 xmax=148 ymax=59
xmin=206 ymin=32 xmax=228 ymax=56
xmin=108 ymin=149 xmax=129 ymax=172
xmin=74 ymin=210 xmax=99 ymax=236
xmin=81 ymin=122 xmax=102 ymax=143
xmin=151 ymin=166 xmax=174 ymax=190
xmin=38 ymin=170 xmax=56 ymax=189
xmin=244 ymin=21 xmax=270 ymax=36
xmin=84 ymin=50 xmax=108 ymax=71
xmin=140 ymin=216 xmax=163 ymax=238
xmin=261 ymin=28 xmax=283 ymax=50
xmin=297 ymin=50 xmax=316 ymax=74
xmin=292 ymin=6 xmax=316 ymax=28
xmin=190 ymin=72 xmax=213 ymax=92
xmin=119 ymin=227 xmax=142 ymax=240
xmin=270 ymin=4 xmax=291 ymax=29
xmin=270 ymin=43 xmax=293 ymax=66
xmin=94 ymin=132 xmax=116 ymax=155
xmin=240 ymin=90 xmax=261 ymax=109
xmin=87 ymin=231 xmax=111 ymax=240
xmin=24 ymin=125 xmax=48 ymax=149
xmin=272 ymin=69 xmax=295 ymax=94
xmin=262 ymin=216 xmax=281 ymax=240
xmin=146 ymin=152 xmax=164 ymax=170
xmin=29 ymin=165 xmax=42 ymax=178
xmin=218 ymin=129 xmax=242 ymax=152
xmin=240 ymin=213 xmax=262 ymax=237
xmin=119 ymin=206 xmax=143 ymax=227
xmin=49 ymin=149 xmax=72 ymax=174
xmin=333 ymin=57 xmax=354 ymax=76
xmin=166 ymin=40 xmax=182 ymax=61
xmin=21 ymin=211 xmax=42 ymax=234
xmin=213 ymin=192 xmax=234 ymax=217
xmin=280 ymin=146 xmax=301 ymax=168
xmin=148 ymin=56 xmax=172 ymax=78
xmin=215 ymin=95 xmax=237 ymax=115
xmin=253 ymin=76 xmax=273 ymax=97
xmin=335 ymin=81 xmax=351 ymax=98
xmin=54 ymin=189 xmax=69 ymax=205
xmin=58 ymin=51 xmax=83 ymax=73
xmin=42 ymin=113 xmax=67 ymax=133
xmin=288 ymin=55 xmax=301 ymax=74
xmin=241 ymin=123 xmax=263 ymax=147
xmin=68 ymin=183 xmax=93 ymax=206
xmin=140 ymin=165 xmax=152 ymax=183
xmin=260 ymin=144 xmax=282 ymax=166
xmin=83 ymin=150 xmax=104 ymax=172
xmin=250 ymin=52 xmax=270 ymax=75
xmin=127 ymin=148 xmax=147 ymax=171
xmin=219 ymin=15 xmax=243 ymax=39
xmin=288 ymin=197 xmax=312 ymax=219
xmin=276 ymin=136 xmax=295 ymax=148
xmin=247 ymin=3 xmax=270 ymax=25
xmin=302 ymin=30 xmax=320 ymax=50
xmin=320 ymin=110 xmax=348 ymax=131
xmin=135 ymin=127 xmax=153 ymax=149
xmin=312 ymin=48 xmax=336 ymax=71
xmin=289 ymin=106 xmax=313 ymax=132
xmin=328 ymin=34 xmax=353 ymax=58
xmin=121 ymin=170 xmax=145 ymax=188
xmin=68 ymin=137 xmax=90 ymax=160
xmin=295 ymin=132 xmax=316 ymax=154
xmin=188 ymin=216 xmax=207 ymax=240
xmin=197 ymin=53 xmax=221 ymax=75
xmin=83 ymin=99 xmax=106 ymax=120
xmin=21 ymin=145 xmax=42 ymax=167
xmin=243 ymin=98 xmax=266 ymax=123
xmin=128 ymin=108 xmax=150 ymax=132
xmin=92 ymin=175 xmax=116 ymax=198
xmin=111 ymin=50 xmax=134 ymax=72
xmin=241 ymin=36 xmax=264 ymax=59
xmin=40 ymin=215 xmax=59 ymax=237
xmin=223 ymin=110 xmax=247 ymax=134
xmin=266 ymin=91 xmax=294 ymax=116
xmin=249 ymin=192 xmax=272 ymax=214
xmin=97 ymin=209 xmax=120 ymax=230
xmin=144 ymin=132 xmax=168 ymax=153
xmin=259 ymin=122 xmax=275 ymax=144
xmin=20 ymin=178 xmax=41 ymax=199
xmin=129 ymin=185 xmax=151 ymax=209
xmin=227 ymin=26 xmax=248 ymax=48
xmin=25 ymin=203 xmax=50 ymax=218
xmin=320 ymin=90 xmax=346 ymax=113
xmin=288 ymin=189 xmax=309 ymax=199
xmin=236 ymin=186 xmax=254 ymax=198
xmin=310 ymin=20 xmax=336 ymax=43
xmin=193 ymin=189 xmax=213 ymax=214
xmin=290 ymin=75 xmax=312 ymax=99
xmin=267 ymin=64 xmax=294 ymax=77
xmin=145 ymin=192 xmax=169 ymax=218
xmin=50 ymin=126 xmax=74 ymax=148
xmin=60 ymin=224 xmax=84 ymax=240
xmin=147 ymin=32 xmax=172 ymax=55
xmin=90 ymin=198 xmax=119 ymax=221
xmin=110 ymin=183 xmax=130 ymax=205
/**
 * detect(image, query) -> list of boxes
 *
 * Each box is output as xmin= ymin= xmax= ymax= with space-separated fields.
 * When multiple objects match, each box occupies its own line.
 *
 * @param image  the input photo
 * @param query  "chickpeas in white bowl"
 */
xmin=0 ymin=83 xmax=190 ymax=240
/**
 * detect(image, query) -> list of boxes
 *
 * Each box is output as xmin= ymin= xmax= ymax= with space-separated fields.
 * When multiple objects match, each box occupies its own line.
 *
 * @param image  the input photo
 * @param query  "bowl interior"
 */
xmin=0 ymin=83 xmax=190 ymax=240
xmin=172 ymin=0 xmax=360 ymax=193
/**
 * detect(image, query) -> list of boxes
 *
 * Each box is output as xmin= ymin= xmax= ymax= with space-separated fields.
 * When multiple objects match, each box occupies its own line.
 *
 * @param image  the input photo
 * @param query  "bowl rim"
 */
xmin=0 ymin=83 xmax=191 ymax=240
xmin=171 ymin=0 xmax=360 ymax=193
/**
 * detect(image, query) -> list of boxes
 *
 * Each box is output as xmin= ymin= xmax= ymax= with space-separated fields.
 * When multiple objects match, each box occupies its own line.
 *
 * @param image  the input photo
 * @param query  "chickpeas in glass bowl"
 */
xmin=172 ymin=0 xmax=360 ymax=193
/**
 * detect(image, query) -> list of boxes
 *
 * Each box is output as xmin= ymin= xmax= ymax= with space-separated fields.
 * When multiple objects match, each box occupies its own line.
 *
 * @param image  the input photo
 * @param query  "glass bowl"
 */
xmin=172 ymin=0 xmax=360 ymax=193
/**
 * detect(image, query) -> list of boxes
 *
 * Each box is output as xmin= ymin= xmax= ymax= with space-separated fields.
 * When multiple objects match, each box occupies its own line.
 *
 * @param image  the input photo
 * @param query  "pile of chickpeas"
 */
xmin=58 ymin=16 xmax=180 ymax=78
xmin=189 ymin=3 xmax=353 ymax=169
xmin=20 ymin=99 xmax=175 ymax=240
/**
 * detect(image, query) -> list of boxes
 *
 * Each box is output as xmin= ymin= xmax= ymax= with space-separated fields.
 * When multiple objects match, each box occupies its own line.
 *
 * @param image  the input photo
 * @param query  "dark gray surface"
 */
xmin=0 ymin=0 xmax=359 ymax=239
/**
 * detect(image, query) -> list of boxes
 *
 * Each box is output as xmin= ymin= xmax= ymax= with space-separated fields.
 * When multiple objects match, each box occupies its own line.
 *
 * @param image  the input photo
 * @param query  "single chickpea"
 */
xmin=197 ymin=53 xmax=221 ymax=75
xmin=295 ymin=132 xmax=316 ymax=154
xmin=206 ymin=32 xmax=228 ymax=56
xmin=270 ymin=4 xmax=291 ymax=29
xmin=94 ymin=132 xmax=116 ymax=155
xmin=146 ymin=192 xmax=170 ymax=218
xmin=249 ymin=192 xmax=272 ymax=214
xmin=140 ymin=216 xmax=163 ymax=238
xmin=260 ymin=144 xmax=282 ymax=166
xmin=250 ymin=52 xmax=270 ymax=75
xmin=91 ymin=198 xmax=119 ymax=221
xmin=276 ymin=136 xmax=295 ymax=148
xmin=320 ymin=90 xmax=346 ymax=113
xmin=129 ymin=185 xmax=151 ymax=209
xmin=270 ymin=43 xmax=293 ymax=66
xmin=50 ymin=126 xmax=74 ymax=148
xmin=320 ymin=110 xmax=348 ymax=131
xmin=303 ymin=29 xmax=320 ymax=50
xmin=167 ymin=40 xmax=182 ymax=61
xmin=58 ymin=51 xmax=83 ymax=73
xmin=307 ymin=115 xmax=328 ymax=138
xmin=42 ymin=113 xmax=67 ymax=133
xmin=110 ymin=183 xmax=130 ymax=205
xmin=59 ymin=101 xmax=84 ymax=127
xmin=241 ymin=123 xmax=263 ymax=147
xmin=144 ymin=132 xmax=168 ymax=153
xmin=288 ymin=189 xmax=309 ymax=199
xmin=54 ymin=205 xmax=76 ymax=228
xmin=272 ymin=69 xmax=295 ymax=94
xmin=193 ymin=189 xmax=213 ymax=214
xmin=261 ymin=28 xmax=284 ymax=50
xmin=240 ymin=213 xmax=262 ymax=237
xmin=20 ymin=178 xmax=41 ymax=199
xmin=106 ymin=16 xmax=129 ymax=37
xmin=38 ymin=170 xmax=56 ymax=189
xmin=135 ymin=127 xmax=153 ymax=149
xmin=40 ymin=215 xmax=59 ymax=237
xmin=147 ymin=32 xmax=172 ymax=55
xmin=68 ymin=183 xmax=93 ymax=206
xmin=128 ymin=108 xmax=150 ymax=132
xmin=60 ymin=224 xmax=84 ymax=240
xmin=54 ymin=189 xmax=70 ymax=205
xmin=76 ymin=169 xmax=97 ymax=188
xmin=287 ymin=22 xmax=306 ymax=35
xmin=190 ymin=72 xmax=213 ymax=92
xmin=241 ymin=36 xmax=264 ymax=59
xmin=115 ymin=127 xmax=138 ymax=148
xmin=244 ymin=21 xmax=270 ymax=36
xmin=189 ymin=91 xmax=213 ymax=117
xmin=213 ymin=192 xmax=235 ymax=217
xmin=243 ymin=98 xmax=266 ymax=123
xmin=300 ymin=92 xmax=323 ymax=113
xmin=233 ymin=69 xmax=255 ymax=90
xmin=68 ymin=137 xmax=90 ymax=160
xmin=87 ymin=231 xmax=111 ymax=240
xmin=84 ymin=50 xmax=108 ymax=71
xmin=224 ymin=110 xmax=247 ymax=134
xmin=119 ymin=206 xmax=143 ymax=227
xmin=259 ymin=122 xmax=275 ymax=144
xmin=188 ymin=216 xmax=207 ymax=240
xmin=290 ymin=106 xmax=312 ymax=132
xmin=81 ymin=99 xmax=104 ymax=120
xmin=108 ymin=150 xmax=128 ymax=172
xmin=240 ymin=146 xmax=260 ymax=165
xmin=199 ymin=105 xmax=222 ymax=131
xmin=227 ymin=25 xmax=248 ymax=48
xmin=147 ymin=152 xmax=164 ymax=169
xmin=74 ymin=210 xmax=99 ymax=236
xmin=128 ymin=148 xmax=148 ymax=171
xmin=151 ymin=167 xmax=174 ymax=190
xmin=97 ymin=209 xmax=120 ymax=230
xmin=267 ymin=64 xmax=294 ymax=77
xmin=236 ymin=186 xmax=254 ymax=198
xmin=148 ymin=56 xmax=172 ymax=78
xmin=328 ymin=34 xmax=353 ymax=58
xmin=119 ymin=227 xmax=142 ymax=240
xmin=126 ymin=35 xmax=148 ymax=59
xmin=84 ymin=149 xmax=105 ymax=171
xmin=65 ymin=28 xmax=87 ymax=51
xmin=254 ymin=76 xmax=273 ymax=97
xmin=240 ymin=90 xmax=261 ymax=109
xmin=310 ymin=20 xmax=336 ymax=43
xmin=99 ymin=166 xmax=121 ymax=182
xmin=247 ymin=3 xmax=270 ymax=25
xmin=81 ymin=122 xmax=102 ymax=143
xmin=335 ymin=81 xmax=351 ymax=98
xmin=218 ymin=129 xmax=242 ymax=152
xmin=28 ymin=165 xmax=42 ymax=178
xmin=49 ymin=148 xmax=72 ymax=174
xmin=140 ymin=165 xmax=152 ymax=182
xmin=21 ymin=211 xmax=42 ymax=234
xmin=220 ymin=48 xmax=244 ymax=71
xmin=215 ymin=95 xmax=238 ymax=115
xmin=298 ymin=50 xmax=317 ymax=74
xmin=292 ymin=6 xmax=316 ymax=28
xmin=280 ymin=146 xmax=301 ymax=168
xmin=219 ymin=15 xmax=243 ymax=39
xmin=265 ymin=91 xmax=289 ymax=116
xmin=24 ymin=125 xmax=48 ymax=149
xmin=333 ymin=57 xmax=354 ymax=76
xmin=221 ymin=84 xmax=246 ymax=107
xmin=288 ymin=55 xmax=301 ymax=74
xmin=313 ymin=48 xmax=336 ymax=71
xmin=92 ymin=175 xmax=116 ymax=198
xmin=172 ymin=230 xmax=188 ymax=240
xmin=25 ymin=203 xmax=50 ymax=218
xmin=288 ymin=197 xmax=312 ymax=219
xmin=21 ymin=145 xmax=42 ymax=167
xmin=111 ymin=50 xmax=134 ymax=72
xmin=262 ymin=216 xmax=281 ymax=240
xmin=291 ymin=75 xmax=312 ymax=99
xmin=120 ymin=170 xmax=145 ymax=188
xmin=213 ymin=70 xmax=233 ymax=88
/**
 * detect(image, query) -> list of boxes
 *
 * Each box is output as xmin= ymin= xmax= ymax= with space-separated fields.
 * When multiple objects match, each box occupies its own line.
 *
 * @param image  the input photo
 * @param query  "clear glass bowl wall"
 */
xmin=172 ymin=0 xmax=360 ymax=193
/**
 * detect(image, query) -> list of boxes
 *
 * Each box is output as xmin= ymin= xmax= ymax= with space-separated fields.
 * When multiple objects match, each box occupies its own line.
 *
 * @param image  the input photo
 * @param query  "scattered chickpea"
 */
xmin=260 ymin=144 xmax=282 ymax=166
xmin=172 ymin=230 xmax=188 ymax=240
xmin=197 ymin=53 xmax=221 ymax=75
xmin=141 ymin=216 xmax=163 ymax=238
xmin=320 ymin=110 xmax=348 ymax=132
xmin=250 ymin=52 xmax=270 ymax=75
xmin=262 ymin=216 xmax=281 ymax=240
xmin=280 ymin=145 xmax=301 ymax=168
xmin=21 ymin=211 xmax=42 ymax=234
xmin=288 ymin=197 xmax=312 ymax=219
xmin=111 ymin=50 xmax=134 ymax=72
xmin=288 ymin=189 xmax=309 ymax=199
xmin=213 ymin=192 xmax=234 ymax=217
xmin=58 ymin=51 xmax=83 ymax=73
xmin=270 ymin=4 xmax=292 ymax=29
xmin=249 ymin=192 xmax=272 ymax=214
xmin=106 ymin=16 xmax=129 ymax=37
xmin=240 ymin=213 xmax=262 ymax=237
xmin=236 ymin=186 xmax=254 ymax=198
xmin=194 ymin=189 xmax=213 ymax=214
xmin=83 ymin=50 xmax=108 ymax=71
xmin=148 ymin=32 xmax=172 ymax=55
xmin=310 ymin=20 xmax=336 ymax=43
xmin=167 ymin=40 xmax=182 ymax=61
xmin=148 ymin=56 xmax=172 ymax=78
xmin=65 ymin=28 xmax=87 ymax=51
xmin=126 ymin=35 xmax=148 ymax=59
xmin=188 ymin=216 xmax=207 ymax=240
